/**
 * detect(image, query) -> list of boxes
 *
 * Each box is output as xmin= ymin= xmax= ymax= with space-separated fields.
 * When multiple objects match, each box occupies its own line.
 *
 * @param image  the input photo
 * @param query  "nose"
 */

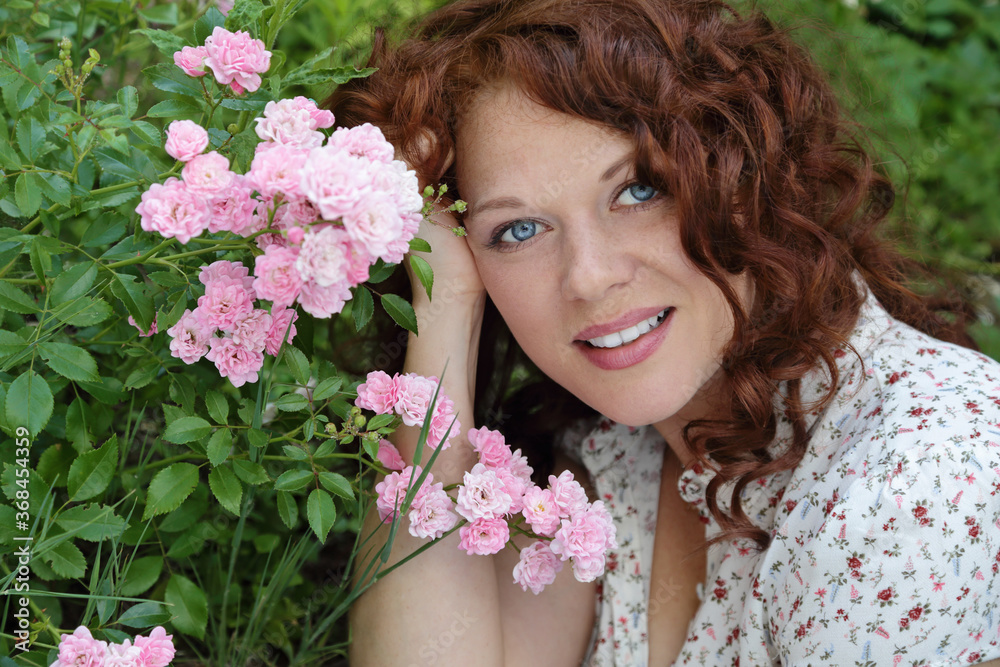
xmin=560 ymin=217 xmax=636 ymax=301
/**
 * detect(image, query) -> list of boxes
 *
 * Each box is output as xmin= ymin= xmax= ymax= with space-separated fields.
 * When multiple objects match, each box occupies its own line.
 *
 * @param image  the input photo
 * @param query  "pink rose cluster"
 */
xmin=359 ymin=372 xmax=617 ymax=595
xmin=173 ymin=26 xmax=271 ymax=95
xmin=165 ymin=260 xmax=299 ymax=387
xmin=355 ymin=371 xmax=461 ymax=451
xmin=49 ymin=625 xmax=175 ymax=667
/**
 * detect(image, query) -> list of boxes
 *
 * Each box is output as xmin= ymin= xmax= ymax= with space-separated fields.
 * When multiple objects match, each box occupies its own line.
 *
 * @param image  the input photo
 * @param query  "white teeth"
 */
xmin=587 ymin=310 xmax=667 ymax=348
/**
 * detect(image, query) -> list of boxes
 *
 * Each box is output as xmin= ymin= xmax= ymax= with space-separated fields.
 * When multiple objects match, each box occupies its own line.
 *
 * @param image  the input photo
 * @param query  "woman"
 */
xmin=326 ymin=0 xmax=1000 ymax=664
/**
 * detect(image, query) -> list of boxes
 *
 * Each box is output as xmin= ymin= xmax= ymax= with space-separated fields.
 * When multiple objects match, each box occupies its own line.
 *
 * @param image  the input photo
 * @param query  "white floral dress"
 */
xmin=561 ymin=290 xmax=1000 ymax=666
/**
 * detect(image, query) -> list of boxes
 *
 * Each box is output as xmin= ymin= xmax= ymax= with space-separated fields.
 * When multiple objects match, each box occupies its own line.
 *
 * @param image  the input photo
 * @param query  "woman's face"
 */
xmin=455 ymin=86 xmax=751 ymax=433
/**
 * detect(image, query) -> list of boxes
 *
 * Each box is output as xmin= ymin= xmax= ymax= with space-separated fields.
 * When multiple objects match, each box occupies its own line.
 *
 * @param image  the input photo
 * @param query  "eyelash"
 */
xmin=485 ymin=181 xmax=664 ymax=251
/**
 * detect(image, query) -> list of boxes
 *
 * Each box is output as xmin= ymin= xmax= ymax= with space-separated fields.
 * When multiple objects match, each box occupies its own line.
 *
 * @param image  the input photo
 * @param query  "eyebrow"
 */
xmin=465 ymin=155 xmax=634 ymax=223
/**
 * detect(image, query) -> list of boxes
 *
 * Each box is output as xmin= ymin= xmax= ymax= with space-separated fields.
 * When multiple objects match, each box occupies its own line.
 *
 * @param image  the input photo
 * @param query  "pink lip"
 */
xmin=575 ymin=308 xmax=674 ymax=371
xmin=573 ymin=305 xmax=670 ymax=341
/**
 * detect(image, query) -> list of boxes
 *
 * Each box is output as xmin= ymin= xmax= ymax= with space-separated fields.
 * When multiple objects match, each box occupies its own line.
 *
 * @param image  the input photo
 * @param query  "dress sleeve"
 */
xmin=766 ymin=439 xmax=1000 ymax=667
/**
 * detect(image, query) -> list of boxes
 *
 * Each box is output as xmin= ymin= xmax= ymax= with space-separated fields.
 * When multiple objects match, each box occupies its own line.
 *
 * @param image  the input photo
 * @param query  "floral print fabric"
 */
xmin=561 ymin=289 xmax=1000 ymax=666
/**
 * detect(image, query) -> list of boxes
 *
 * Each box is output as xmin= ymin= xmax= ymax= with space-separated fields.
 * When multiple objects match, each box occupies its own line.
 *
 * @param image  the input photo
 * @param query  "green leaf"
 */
xmin=142 ymin=63 xmax=203 ymax=99
xmin=14 ymin=173 xmax=41 ymax=218
xmin=0 ymin=330 xmax=27 ymax=357
xmin=117 ymin=601 xmax=171 ymax=629
xmin=94 ymin=146 xmax=145 ymax=180
xmin=275 ymin=393 xmax=309 ymax=412
xmin=0 ymin=280 xmax=38 ymax=314
xmin=246 ymin=428 xmax=268 ymax=448
xmin=43 ymin=540 xmax=86 ymax=579
xmin=312 ymin=377 xmax=343 ymax=402
xmin=195 ymin=7 xmax=227 ymax=43
xmin=163 ymin=416 xmax=212 ymax=444
xmin=366 ymin=413 xmax=394 ymax=430
xmin=318 ymin=471 xmax=354 ymax=501
xmin=55 ymin=504 xmax=125 ymax=542
xmin=38 ymin=173 xmax=72 ymax=206
xmin=307 ymin=488 xmax=336 ymax=542
xmin=5 ymin=370 xmax=52 ymax=437
xmin=110 ymin=273 xmax=153 ymax=333
xmin=31 ymin=11 xmax=50 ymax=27
xmin=232 ymin=459 xmax=269 ymax=485
xmin=274 ymin=469 xmax=313 ymax=492
xmin=366 ymin=260 xmax=396 ymax=284
xmin=208 ymin=465 xmax=243 ymax=515
xmin=225 ymin=0 xmax=265 ymax=31
xmin=16 ymin=116 xmax=45 ymax=164
xmin=352 ymin=286 xmax=373 ymax=331
xmin=276 ymin=490 xmax=297 ymax=528
xmin=137 ymin=3 xmax=179 ymax=25
xmin=124 ymin=364 xmax=159 ymax=390
xmin=0 ymin=135 xmax=21 ymax=170
xmin=381 ymin=293 xmax=418 ymax=334
xmin=130 ymin=121 xmax=162 ymax=147
xmin=38 ymin=342 xmax=100 ymax=382
xmin=283 ymin=346 xmax=310 ymax=386
xmin=51 ymin=262 xmax=97 ymax=305
xmin=408 ymin=237 xmax=432 ymax=253
xmin=68 ymin=436 xmax=118 ymax=501
xmin=205 ymin=391 xmax=229 ymax=424
xmin=165 ymin=574 xmax=208 ymax=639
xmin=117 ymin=86 xmax=139 ymax=118
xmin=206 ymin=428 xmax=233 ymax=466
xmin=133 ymin=28 xmax=188 ymax=58
xmin=409 ymin=255 xmax=434 ymax=301
xmin=146 ymin=98 xmax=202 ymax=118
xmin=282 ymin=444 xmax=309 ymax=461
xmin=119 ymin=555 xmax=163 ymax=597
xmin=144 ymin=463 xmax=199 ymax=521
xmin=285 ymin=66 xmax=378 ymax=88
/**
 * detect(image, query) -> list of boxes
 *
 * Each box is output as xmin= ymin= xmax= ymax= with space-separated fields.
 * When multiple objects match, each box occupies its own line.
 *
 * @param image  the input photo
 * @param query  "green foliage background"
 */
xmin=0 ymin=0 xmax=996 ymax=665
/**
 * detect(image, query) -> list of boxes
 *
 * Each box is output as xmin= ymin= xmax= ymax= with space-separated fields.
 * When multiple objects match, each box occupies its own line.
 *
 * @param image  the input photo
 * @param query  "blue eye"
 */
xmin=500 ymin=220 xmax=539 ymax=243
xmin=617 ymin=183 xmax=658 ymax=206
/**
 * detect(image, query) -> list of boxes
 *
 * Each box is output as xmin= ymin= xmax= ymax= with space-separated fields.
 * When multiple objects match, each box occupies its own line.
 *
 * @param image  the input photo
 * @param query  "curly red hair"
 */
xmin=326 ymin=0 xmax=975 ymax=549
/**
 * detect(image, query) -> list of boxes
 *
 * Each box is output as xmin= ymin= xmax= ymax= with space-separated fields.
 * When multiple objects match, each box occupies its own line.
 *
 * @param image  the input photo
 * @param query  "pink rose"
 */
xmin=458 ymin=517 xmax=509 ymax=556
xmin=253 ymin=245 xmax=303 ymax=309
xmin=203 ymin=26 xmax=271 ymax=95
xmin=290 ymin=95 xmax=335 ymax=128
xmin=512 ymin=541 xmax=563 ymax=594
xmin=206 ymin=337 xmax=264 ymax=387
xmin=326 ymin=123 xmax=395 ymax=163
xmin=254 ymin=98 xmax=326 ymax=149
xmin=265 ymin=307 xmax=299 ymax=355
xmin=56 ymin=626 xmax=107 ymax=667
xmin=298 ymin=147 xmax=375 ymax=221
xmin=456 ymin=463 xmax=513 ymax=522
xmin=133 ymin=626 xmax=175 ymax=667
xmin=199 ymin=260 xmax=255 ymax=294
xmin=127 ymin=314 xmax=158 ymax=337
xmin=468 ymin=426 xmax=512 ymax=469
xmin=173 ymin=45 xmax=208 ymax=77
xmin=521 ymin=486 xmax=561 ymax=537
xmin=197 ymin=276 xmax=255 ymax=332
xmin=216 ymin=0 xmax=234 ymax=15
xmin=508 ymin=448 xmax=533 ymax=485
xmin=355 ymin=370 xmax=398 ymax=414
xmin=376 ymin=439 xmax=406 ymax=471
xmin=570 ymin=553 xmax=606 ymax=583
xmin=229 ymin=308 xmax=272 ymax=353
xmin=380 ymin=209 xmax=422 ymax=265
xmin=167 ymin=309 xmax=213 ymax=364
xmin=207 ymin=175 xmax=256 ymax=234
xmin=426 ymin=394 xmax=459 ymax=451
xmin=182 ymin=151 xmax=235 ymax=199
xmin=375 ymin=466 xmax=430 ymax=522
xmin=393 ymin=373 xmax=437 ymax=427
xmin=297 ymin=279 xmax=352 ymax=319
xmin=165 ymin=119 xmax=209 ymax=162
xmin=494 ymin=465 xmax=528 ymax=514
xmin=408 ymin=482 xmax=458 ymax=539
xmin=247 ymin=142 xmax=308 ymax=200
xmin=550 ymin=501 xmax=617 ymax=566
xmin=548 ymin=470 xmax=589 ymax=518
xmin=104 ymin=640 xmax=142 ymax=667
xmin=295 ymin=226 xmax=353 ymax=288
xmin=341 ymin=193 xmax=405 ymax=263
xmin=135 ymin=177 xmax=210 ymax=244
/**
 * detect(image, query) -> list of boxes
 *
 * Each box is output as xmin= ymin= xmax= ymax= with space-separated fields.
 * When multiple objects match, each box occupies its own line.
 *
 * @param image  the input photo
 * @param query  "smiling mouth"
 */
xmin=583 ymin=308 xmax=671 ymax=349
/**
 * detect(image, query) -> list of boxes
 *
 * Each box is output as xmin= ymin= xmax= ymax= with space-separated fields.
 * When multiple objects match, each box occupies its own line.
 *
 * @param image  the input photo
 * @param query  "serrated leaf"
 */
xmin=163 ymin=416 xmax=212 ymax=444
xmin=38 ymin=342 xmax=100 ymax=382
xmin=130 ymin=121 xmax=162 ymax=147
xmin=206 ymin=428 xmax=233 ymax=466
xmin=43 ymin=539 xmax=86 ymax=578
xmin=146 ymin=98 xmax=202 ymax=118
xmin=276 ymin=490 xmax=297 ymax=528
xmin=0 ymin=135 xmax=21 ymax=170
xmin=138 ymin=3 xmax=179 ymax=25
xmin=318 ymin=471 xmax=354 ymax=500
xmin=366 ymin=413 xmax=394 ymax=430
xmin=246 ymin=428 xmax=268 ymax=448
xmin=408 ymin=237 xmax=432 ymax=253
xmin=275 ymin=393 xmax=309 ymax=412
xmin=94 ymin=146 xmax=145 ymax=180
xmin=0 ymin=330 xmax=27 ymax=357
xmin=282 ymin=345 xmax=310 ymax=385
xmin=115 ymin=86 xmax=139 ymax=118
xmin=285 ymin=66 xmax=377 ymax=88
xmin=117 ymin=601 xmax=171 ymax=629
xmin=274 ymin=469 xmax=313 ymax=492
xmin=142 ymin=63 xmax=203 ymax=98
xmin=119 ymin=555 xmax=163 ymax=597
xmin=409 ymin=255 xmax=434 ymax=301
xmin=282 ymin=444 xmax=309 ymax=460
xmin=307 ymin=488 xmax=336 ymax=542
xmin=5 ymin=370 xmax=52 ymax=437
xmin=16 ymin=116 xmax=45 ymax=164
xmin=205 ymin=391 xmax=229 ymax=424
xmin=208 ymin=465 xmax=242 ymax=515
xmin=14 ymin=173 xmax=41 ymax=218
xmin=68 ymin=436 xmax=118 ymax=501
xmin=195 ymin=7 xmax=227 ymax=43
xmin=0 ymin=280 xmax=36 ymax=314
xmin=225 ymin=0 xmax=265 ymax=31
xmin=38 ymin=172 xmax=72 ymax=206
xmin=110 ymin=273 xmax=153 ymax=332
xmin=352 ymin=286 xmax=373 ymax=331
xmin=124 ymin=364 xmax=159 ymax=390
xmin=381 ymin=293 xmax=418 ymax=334
xmin=55 ymin=504 xmax=125 ymax=542
xmin=232 ymin=459 xmax=269 ymax=485
xmin=133 ymin=28 xmax=188 ymax=58
xmin=312 ymin=377 xmax=343 ymax=401
xmin=366 ymin=260 xmax=396 ymax=284
xmin=165 ymin=574 xmax=207 ymax=639
xmin=50 ymin=262 xmax=97 ymax=305
xmin=144 ymin=463 xmax=199 ymax=520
